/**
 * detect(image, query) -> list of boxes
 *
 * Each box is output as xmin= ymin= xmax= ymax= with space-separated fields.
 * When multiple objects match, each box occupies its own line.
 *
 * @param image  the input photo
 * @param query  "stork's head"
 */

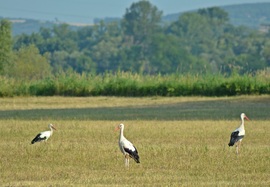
xmin=115 ymin=123 xmax=124 ymax=131
xmin=49 ymin=124 xmax=57 ymax=130
xmin=240 ymin=113 xmax=250 ymax=121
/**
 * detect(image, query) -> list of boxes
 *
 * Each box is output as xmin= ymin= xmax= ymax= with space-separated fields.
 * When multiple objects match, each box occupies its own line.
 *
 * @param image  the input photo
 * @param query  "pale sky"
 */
xmin=1 ymin=0 xmax=270 ymax=23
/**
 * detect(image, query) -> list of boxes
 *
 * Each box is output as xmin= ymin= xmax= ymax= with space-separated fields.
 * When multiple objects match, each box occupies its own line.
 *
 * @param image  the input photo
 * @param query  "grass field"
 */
xmin=0 ymin=96 xmax=269 ymax=186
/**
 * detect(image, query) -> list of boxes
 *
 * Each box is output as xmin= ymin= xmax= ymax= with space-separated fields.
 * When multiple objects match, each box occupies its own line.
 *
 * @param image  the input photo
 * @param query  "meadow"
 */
xmin=0 ymin=96 xmax=269 ymax=186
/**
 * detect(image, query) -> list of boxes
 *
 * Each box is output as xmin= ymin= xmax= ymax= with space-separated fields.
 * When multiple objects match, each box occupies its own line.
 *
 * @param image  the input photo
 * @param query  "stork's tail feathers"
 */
xmin=124 ymin=146 xmax=140 ymax=164
xmin=31 ymin=139 xmax=38 ymax=144
xmin=133 ymin=155 xmax=140 ymax=163
xmin=131 ymin=150 xmax=140 ymax=163
xmin=228 ymin=142 xmax=235 ymax=146
xmin=228 ymin=131 xmax=240 ymax=147
xmin=128 ymin=151 xmax=140 ymax=163
xmin=31 ymin=134 xmax=40 ymax=144
xmin=228 ymin=138 xmax=237 ymax=146
xmin=31 ymin=133 xmax=46 ymax=144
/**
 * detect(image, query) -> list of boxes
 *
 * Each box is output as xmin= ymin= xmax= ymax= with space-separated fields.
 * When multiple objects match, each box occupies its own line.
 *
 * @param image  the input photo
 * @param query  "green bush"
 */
xmin=0 ymin=76 xmax=15 ymax=97
xmin=29 ymin=78 xmax=56 ymax=96
xmin=0 ymin=71 xmax=269 ymax=97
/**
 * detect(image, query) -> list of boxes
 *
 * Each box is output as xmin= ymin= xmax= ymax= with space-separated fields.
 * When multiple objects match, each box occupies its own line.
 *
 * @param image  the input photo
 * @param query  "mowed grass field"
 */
xmin=0 ymin=96 xmax=269 ymax=186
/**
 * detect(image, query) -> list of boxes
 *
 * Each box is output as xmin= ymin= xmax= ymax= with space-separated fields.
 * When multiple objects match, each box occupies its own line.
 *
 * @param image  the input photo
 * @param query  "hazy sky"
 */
xmin=1 ymin=0 xmax=270 ymax=23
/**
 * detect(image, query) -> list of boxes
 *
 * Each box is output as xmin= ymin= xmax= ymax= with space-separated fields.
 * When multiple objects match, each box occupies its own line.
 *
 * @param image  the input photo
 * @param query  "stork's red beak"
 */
xmin=52 ymin=126 xmax=57 ymax=130
xmin=244 ymin=116 xmax=250 ymax=121
xmin=114 ymin=126 xmax=120 ymax=131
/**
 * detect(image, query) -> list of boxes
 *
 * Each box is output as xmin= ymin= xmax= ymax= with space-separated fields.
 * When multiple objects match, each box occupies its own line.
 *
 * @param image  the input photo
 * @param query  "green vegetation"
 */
xmin=0 ymin=96 xmax=269 ymax=186
xmin=0 ymin=1 xmax=270 ymax=97
xmin=0 ymin=19 xmax=12 ymax=74
xmin=0 ymin=1 xmax=269 ymax=77
xmin=0 ymin=71 xmax=269 ymax=97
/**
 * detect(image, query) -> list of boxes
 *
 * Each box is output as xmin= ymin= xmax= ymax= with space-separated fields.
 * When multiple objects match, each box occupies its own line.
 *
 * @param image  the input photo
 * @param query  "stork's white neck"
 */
xmin=119 ymin=127 xmax=124 ymax=140
xmin=49 ymin=126 xmax=54 ymax=135
xmin=240 ymin=117 xmax=245 ymax=128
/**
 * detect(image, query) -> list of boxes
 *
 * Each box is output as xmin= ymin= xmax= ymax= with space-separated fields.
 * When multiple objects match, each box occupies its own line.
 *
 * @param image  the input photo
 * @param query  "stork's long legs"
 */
xmin=238 ymin=141 xmax=241 ymax=154
xmin=125 ymin=154 xmax=130 ymax=167
xmin=236 ymin=141 xmax=242 ymax=155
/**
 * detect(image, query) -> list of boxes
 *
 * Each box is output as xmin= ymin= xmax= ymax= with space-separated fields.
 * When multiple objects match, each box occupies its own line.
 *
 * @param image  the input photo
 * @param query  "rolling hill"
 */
xmin=1 ymin=2 xmax=270 ymax=36
xmin=163 ymin=2 xmax=270 ymax=29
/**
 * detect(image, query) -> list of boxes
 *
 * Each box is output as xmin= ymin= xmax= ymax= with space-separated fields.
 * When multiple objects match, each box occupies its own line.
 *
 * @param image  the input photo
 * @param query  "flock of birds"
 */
xmin=31 ymin=113 xmax=250 ymax=167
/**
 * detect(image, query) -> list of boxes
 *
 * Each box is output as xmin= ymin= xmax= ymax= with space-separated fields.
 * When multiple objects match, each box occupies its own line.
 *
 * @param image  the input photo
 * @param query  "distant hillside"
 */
xmin=0 ymin=17 xmax=93 ymax=36
xmin=223 ymin=2 xmax=270 ymax=28
xmin=8 ymin=19 xmax=55 ymax=36
xmin=163 ymin=2 xmax=270 ymax=29
xmin=2 ymin=2 xmax=270 ymax=36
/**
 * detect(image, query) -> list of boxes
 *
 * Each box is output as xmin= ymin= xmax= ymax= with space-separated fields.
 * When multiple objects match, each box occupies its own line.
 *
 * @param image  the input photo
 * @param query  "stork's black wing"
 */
xmin=31 ymin=133 xmax=46 ymax=144
xmin=228 ymin=131 xmax=240 ymax=146
xmin=124 ymin=146 xmax=140 ymax=163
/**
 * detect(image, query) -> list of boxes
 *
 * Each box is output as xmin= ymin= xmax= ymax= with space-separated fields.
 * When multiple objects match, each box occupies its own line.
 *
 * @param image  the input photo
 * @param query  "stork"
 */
xmin=31 ymin=124 xmax=57 ymax=144
xmin=228 ymin=113 xmax=250 ymax=154
xmin=115 ymin=123 xmax=140 ymax=167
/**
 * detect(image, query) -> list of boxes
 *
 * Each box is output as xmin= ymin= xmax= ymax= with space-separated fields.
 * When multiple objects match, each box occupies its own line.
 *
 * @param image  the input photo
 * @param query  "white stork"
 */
xmin=115 ymin=123 xmax=140 ymax=167
xmin=228 ymin=113 xmax=250 ymax=154
xmin=31 ymin=124 xmax=57 ymax=144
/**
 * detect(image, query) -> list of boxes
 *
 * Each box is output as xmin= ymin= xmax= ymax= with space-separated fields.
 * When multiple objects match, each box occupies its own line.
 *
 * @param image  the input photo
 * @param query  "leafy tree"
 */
xmin=14 ymin=24 xmax=78 ymax=54
xmin=52 ymin=24 xmax=76 ymax=40
xmin=198 ymin=7 xmax=229 ymax=24
xmin=115 ymin=45 xmax=144 ymax=73
xmin=13 ymin=33 xmax=44 ymax=51
xmin=0 ymin=19 xmax=12 ymax=74
xmin=7 ymin=45 xmax=51 ymax=80
xmin=91 ymin=37 xmax=122 ymax=73
xmin=77 ymin=26 xmax=95 ymax=50
xmin=40 ymin=25 xmax=78 ymax=53
xmin=50 ymin=51 xmax=70 ymax=73
xmin=66 ymin=51 xmax=96 ymax=74
xmin=121 ymin=1 xmax=163 ymax=73
xmin=122 ymin=1 xmax=162 ymax=45
xmin=84 ymin=21 xmax=123 ymax=73
xmin=149 ymin=33 xmax=210 ymax=74
xmin=10 ymin=4 xmax=270 ymax=76
xmin=40 ymin=27 xmax=52 ymax=39
xmin=50 ymin=51 xmax=96 ymax=74
xmin=166 ymin=11 xmax=221 ymax=74
xmin=167 ymin=12 xmax=213 ymax=54
xmin=80 ymin=21 xmax=119 ymax=49
xmin=262 ymin=40 xmax=270 ymax=66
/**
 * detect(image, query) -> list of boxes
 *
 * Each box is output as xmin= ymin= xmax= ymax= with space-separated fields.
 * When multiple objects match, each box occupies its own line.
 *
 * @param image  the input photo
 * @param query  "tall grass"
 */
xmin=0 ymin=70 xmax=269 ymax=97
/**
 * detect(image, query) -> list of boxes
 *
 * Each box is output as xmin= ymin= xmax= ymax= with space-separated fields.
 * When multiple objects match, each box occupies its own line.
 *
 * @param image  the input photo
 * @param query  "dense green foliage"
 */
xmin=0 ymin=71 xmax=269 ymax=97
xmin=0 ymin=1 xmax=270 ymax=97
xmin=7 ymin=1 xmax=270 ymax=76
xmin=0 ymin=20 xmax=12 ymax=74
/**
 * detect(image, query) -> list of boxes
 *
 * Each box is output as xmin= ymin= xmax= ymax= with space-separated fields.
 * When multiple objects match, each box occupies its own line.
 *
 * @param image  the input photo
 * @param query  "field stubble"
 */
xmin=0 ymin=96 xmax=269 ymax=186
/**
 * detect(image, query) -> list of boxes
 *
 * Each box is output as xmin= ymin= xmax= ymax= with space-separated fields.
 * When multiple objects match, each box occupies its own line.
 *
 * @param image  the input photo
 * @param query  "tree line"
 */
xmin=1 ymin=1 xmax=270 ymax=81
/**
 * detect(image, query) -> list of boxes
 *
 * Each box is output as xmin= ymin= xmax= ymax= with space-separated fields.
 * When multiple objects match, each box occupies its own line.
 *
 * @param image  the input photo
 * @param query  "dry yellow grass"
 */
xmin=0 ymin=95 xmax=268 ymax=110
xmin=0 ymin=96 xmax=269 ymax=186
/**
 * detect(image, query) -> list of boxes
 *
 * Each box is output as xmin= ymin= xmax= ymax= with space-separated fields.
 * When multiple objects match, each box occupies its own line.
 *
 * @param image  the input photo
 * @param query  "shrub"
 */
xmin=0 ymin=71 xmax=269 ymax=97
